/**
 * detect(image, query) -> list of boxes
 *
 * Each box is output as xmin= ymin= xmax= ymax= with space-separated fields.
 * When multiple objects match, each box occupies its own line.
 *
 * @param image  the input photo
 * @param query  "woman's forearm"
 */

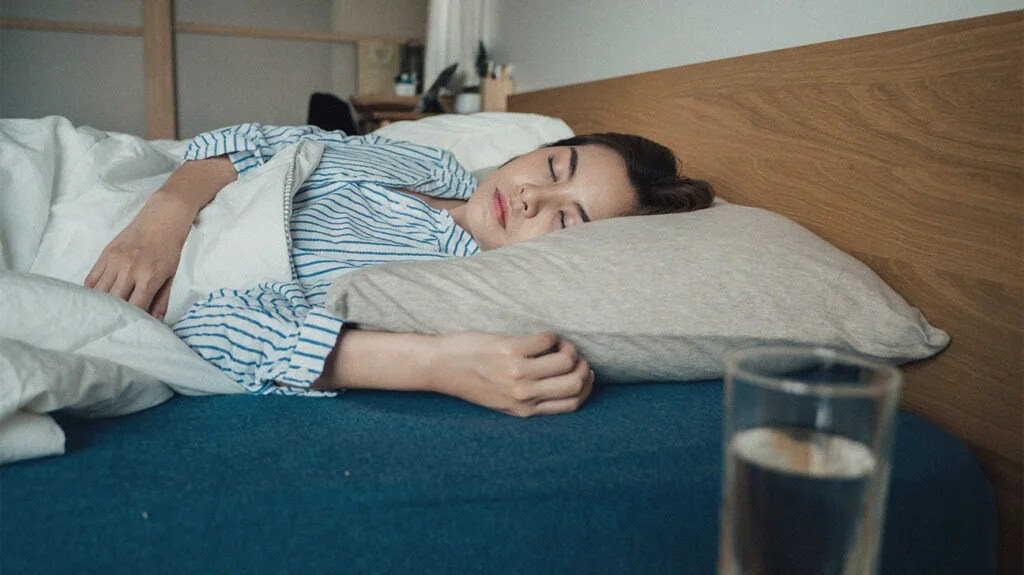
xmin=151 ymin=155 xmax=237 ymax=216
xmin=313 ymin=329 xmax=595 ymax=417
xmin=314 ymin=329 xmax=438 ymax=392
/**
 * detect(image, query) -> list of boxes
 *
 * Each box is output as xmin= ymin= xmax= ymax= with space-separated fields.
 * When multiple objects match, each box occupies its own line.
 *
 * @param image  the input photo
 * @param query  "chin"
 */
xmin=477 ymin=235 xmax=501 ymax=251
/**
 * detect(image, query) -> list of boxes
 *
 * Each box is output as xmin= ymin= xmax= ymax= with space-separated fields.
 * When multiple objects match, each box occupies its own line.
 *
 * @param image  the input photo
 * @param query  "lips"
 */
xmin=492 ymin=188 xmax=506 ymax=229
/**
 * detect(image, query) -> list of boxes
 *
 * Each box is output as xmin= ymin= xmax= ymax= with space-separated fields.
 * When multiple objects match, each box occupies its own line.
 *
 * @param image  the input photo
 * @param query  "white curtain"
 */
xmin=424 ymin=0 xmax=494 ymax=91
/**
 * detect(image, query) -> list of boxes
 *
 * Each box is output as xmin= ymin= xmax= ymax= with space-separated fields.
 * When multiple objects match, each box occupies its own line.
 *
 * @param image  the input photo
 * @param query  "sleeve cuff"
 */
xmin=183 ymin=125 xmax=264 ymax=174
xmin=279 ymin=307 xmax=346 ymax=389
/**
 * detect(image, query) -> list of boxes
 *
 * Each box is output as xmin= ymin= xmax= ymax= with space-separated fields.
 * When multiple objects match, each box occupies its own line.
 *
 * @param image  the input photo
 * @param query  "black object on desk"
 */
xmin=307 ymin=92 xmax=360 ymax=135
xmin=417 ymin=63 xmax=458 ymax=114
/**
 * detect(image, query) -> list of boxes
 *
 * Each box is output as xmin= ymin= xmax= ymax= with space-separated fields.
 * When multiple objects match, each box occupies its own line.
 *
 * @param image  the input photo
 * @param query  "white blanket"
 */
xmin=0 ymin=116 xmax=324 ymax=464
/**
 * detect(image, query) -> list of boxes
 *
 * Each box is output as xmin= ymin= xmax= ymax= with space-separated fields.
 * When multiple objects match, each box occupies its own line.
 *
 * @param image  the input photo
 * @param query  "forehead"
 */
xmin=561 ymin=144 xmax=636 ymax=218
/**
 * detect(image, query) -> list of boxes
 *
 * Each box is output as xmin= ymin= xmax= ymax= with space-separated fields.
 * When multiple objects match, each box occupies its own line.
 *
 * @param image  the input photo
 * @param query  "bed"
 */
xmin=1 ymin=10 xmax=1020 ymax=575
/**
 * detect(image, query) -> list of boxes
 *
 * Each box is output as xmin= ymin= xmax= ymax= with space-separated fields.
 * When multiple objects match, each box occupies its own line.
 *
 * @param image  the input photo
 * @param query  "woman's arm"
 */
xmin=85 ymin=155 xmax=236 ymax=317
xmin=314 ymin=329 xmax=595 ymax=417
xmin=173 ymin=278 xmax=592 ymax=415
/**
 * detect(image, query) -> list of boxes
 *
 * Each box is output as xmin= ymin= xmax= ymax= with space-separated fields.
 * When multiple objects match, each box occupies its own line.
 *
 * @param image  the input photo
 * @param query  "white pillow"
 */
xmin=326 ymin=204 xmax=950 ymax=382
xmin=372 ymin=112 xmax=574 ymax=176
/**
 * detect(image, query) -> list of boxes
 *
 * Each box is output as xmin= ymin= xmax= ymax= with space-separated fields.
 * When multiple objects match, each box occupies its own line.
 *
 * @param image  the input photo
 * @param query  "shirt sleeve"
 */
xmin=183 ymin=123 xmax=353 ymax=177
xmin=415 ymin=147 xmax=479 ymax=201
xmin=360 ymin=134 xmax=479 ymax=201
xmin=172 ymin=282 xmax=345 ymax=396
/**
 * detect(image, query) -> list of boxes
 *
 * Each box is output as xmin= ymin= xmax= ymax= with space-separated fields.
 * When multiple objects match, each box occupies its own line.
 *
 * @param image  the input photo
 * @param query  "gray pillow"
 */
xmin=326 ymin=204 xmax=949 ymax=382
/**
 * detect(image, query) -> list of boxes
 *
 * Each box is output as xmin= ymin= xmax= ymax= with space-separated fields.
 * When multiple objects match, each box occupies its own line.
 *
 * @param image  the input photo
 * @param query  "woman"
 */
xmin=85 ymin=124 xmax=714 ymax=417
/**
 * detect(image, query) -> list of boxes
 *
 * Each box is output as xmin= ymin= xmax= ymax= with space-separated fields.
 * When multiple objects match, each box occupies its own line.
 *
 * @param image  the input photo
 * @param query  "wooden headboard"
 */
xmin=511 ymin=11 xmax=1023 ymax=573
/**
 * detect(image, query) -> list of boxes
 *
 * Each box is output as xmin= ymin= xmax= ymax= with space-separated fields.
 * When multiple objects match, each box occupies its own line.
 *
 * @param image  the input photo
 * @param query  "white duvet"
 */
xmin=0 ymin=113 xmax=573 ymax=464
xmin=0 ymin=116 xmax=324 ymax=464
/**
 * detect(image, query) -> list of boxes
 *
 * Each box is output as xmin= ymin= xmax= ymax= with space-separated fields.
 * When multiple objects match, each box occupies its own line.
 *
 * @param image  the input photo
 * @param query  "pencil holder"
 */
xmin=481 ymin=77 xmax=515 ymax=112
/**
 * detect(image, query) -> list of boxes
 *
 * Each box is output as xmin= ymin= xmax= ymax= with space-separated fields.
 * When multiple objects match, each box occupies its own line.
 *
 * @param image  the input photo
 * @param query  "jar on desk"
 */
xmin=394 ymin=73 xmax=417 ymax=97
xmin=454 ymin=89 xmax=481 ymax=114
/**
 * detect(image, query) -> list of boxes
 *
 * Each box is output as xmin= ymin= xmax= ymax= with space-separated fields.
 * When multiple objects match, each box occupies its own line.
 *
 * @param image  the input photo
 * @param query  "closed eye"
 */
xmin=559 ymin=211 xmax=566 ymax=228
xmin=548 ymin=156 xmax=557 ymax=181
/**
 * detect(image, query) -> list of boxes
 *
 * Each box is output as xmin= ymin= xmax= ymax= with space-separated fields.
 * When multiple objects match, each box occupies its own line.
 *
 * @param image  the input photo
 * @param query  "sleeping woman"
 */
xmin=85 ymin=124 xmax=714 ymax=417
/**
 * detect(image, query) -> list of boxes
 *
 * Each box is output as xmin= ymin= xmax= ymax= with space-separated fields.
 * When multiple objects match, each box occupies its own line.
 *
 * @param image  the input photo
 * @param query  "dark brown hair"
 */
xmin=545 ymin=133 xmax=715 ymax=215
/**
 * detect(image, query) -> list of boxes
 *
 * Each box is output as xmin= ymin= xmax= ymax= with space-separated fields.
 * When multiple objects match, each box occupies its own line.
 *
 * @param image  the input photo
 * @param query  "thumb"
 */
xmin=508 ymin=331 xmax=560 ymax=358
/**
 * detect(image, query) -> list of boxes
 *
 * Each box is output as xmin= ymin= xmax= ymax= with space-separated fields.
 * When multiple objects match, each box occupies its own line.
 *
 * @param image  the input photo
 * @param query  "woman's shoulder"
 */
xmin=348 ymin=134 xmax=471 ymax=176
xmin=356 ymin=134 xmax=455 ymax=162
xmin=319 ymin=131 xmax=476 ymax=198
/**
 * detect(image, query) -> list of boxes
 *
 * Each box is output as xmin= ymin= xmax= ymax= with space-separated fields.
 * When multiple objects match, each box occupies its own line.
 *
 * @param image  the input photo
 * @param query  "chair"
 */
xmin=307 ymin=92 xmax=360 ymax=135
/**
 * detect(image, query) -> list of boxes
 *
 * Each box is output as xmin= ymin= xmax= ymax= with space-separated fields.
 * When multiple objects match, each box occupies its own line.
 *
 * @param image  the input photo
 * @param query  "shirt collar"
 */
xmin=435 ymin=209 xmax=480 ymax=256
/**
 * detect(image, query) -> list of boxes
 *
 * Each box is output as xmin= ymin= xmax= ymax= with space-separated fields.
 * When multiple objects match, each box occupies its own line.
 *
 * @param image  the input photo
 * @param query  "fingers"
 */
xmin=437 ymin=331 xmax=595 ymax=417
xmin=91 ymin=268 xmax=156 ymax=310
xmin=84 ymin=260 xmax=105 ymax=288
xmin=513 ymin=337 xmax=579 ymax=381
xmin=517 ymin=354 xmax=592 ymax=404
xmin=110 ymin=274 xmax=136 ymax=301
xmin=532 ymin=369 xmax=595 ymax=416
xmin=127 ymin=277 xmax=161 ymax=312
xmin=86 ymin=250 xmax=174 ymax=315
xmin=90 ymin=266 xmax=118 ymax=294
xmin=149 ymin=276 xmax=174 ymax=320
xmin=504 ymin=331 xmax=560 ymax=358
xmin=500 ymin=335 xmax=592 ymax=408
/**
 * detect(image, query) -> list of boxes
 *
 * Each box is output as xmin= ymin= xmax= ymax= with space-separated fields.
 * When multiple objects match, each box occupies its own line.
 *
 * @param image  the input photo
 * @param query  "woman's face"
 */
xmin=456 ymin=144 xmax=637 ymax=250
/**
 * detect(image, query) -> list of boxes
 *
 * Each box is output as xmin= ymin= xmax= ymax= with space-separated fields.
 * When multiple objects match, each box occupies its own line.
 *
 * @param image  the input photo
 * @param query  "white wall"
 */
xmin=0 ymin=0 xmax=426 ymax=137
xmin=333 ymin=0 xmax=426 ymax=35
xmin=174 ymin=0 xmax=335 ymax=137
xmin=0 ymin=0 xmax=145 ymax=134
xmin=492 ymin=0 xmax=1024 ymax=93
xmin=331 ymin=0 xmax=427 ymax=96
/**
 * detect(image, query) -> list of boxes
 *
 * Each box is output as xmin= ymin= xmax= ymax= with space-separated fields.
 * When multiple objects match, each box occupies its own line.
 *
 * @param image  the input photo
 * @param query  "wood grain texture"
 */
xmin=0 ymin=18 xmax=141 ymax=36
xmin=142 ymin=0 xmax=177 ymax=140
xmin=0 ymin=18 xmax=423 ymax=45
xmin=511 ymin=12 xmax=1023 ymax=573
xmin=175 ymin=22 xmax=422 ymax=45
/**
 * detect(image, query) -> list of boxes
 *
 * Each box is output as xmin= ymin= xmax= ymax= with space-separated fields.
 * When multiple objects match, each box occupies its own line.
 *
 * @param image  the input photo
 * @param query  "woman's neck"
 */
xmin=393 ymin=188 xmax=464 ymax=211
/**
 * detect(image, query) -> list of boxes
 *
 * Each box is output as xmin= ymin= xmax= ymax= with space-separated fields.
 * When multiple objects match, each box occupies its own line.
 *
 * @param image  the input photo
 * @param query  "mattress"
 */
xmin=0 ymin=381 xmax=996 ymax=574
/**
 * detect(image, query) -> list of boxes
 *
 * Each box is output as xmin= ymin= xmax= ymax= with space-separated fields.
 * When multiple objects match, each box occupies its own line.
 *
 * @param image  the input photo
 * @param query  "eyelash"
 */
xmin=550 ymin=155 xmax=565 ymax=228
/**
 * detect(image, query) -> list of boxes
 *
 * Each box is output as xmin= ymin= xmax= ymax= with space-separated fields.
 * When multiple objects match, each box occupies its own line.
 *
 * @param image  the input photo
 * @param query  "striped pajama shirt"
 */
xmin=171 ymin=124 xmax=480 ymax=396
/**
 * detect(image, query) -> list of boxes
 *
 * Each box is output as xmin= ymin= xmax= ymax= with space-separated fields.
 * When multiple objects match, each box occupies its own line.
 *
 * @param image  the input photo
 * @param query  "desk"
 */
xmin=350 ymin=94 xmax=450 ymax=132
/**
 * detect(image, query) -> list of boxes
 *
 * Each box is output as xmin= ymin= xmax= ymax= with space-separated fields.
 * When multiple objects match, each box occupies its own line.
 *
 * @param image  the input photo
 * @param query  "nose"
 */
xmin=517 ymin=185 xmax=544 ymax=218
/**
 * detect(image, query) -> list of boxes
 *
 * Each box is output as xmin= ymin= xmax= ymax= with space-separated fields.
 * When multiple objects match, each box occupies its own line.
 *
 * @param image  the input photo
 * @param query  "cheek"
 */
xmin=513 ymin=217 xmax=556 ymax=242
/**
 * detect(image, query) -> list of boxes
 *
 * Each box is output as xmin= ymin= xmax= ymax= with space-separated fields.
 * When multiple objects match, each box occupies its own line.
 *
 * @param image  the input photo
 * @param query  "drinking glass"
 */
xmin=718 ymin=346 xmax=903 ymax=575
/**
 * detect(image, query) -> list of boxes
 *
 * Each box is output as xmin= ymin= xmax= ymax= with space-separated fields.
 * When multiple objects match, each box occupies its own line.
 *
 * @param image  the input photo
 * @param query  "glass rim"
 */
xmin=725 ymin=346 xmax=903 ymax=398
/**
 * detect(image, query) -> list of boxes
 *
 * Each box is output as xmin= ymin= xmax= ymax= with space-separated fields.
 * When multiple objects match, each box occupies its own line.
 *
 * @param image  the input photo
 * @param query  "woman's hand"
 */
xmin=427 ymin=331 xmax=595 ymax=417
xmin=315 ymin=330 xmax=595 ymax=417
xmin=84 ymin=155 xmax=236 ymax=319
xmin=84 ymin=192 xmax=194 ymax=318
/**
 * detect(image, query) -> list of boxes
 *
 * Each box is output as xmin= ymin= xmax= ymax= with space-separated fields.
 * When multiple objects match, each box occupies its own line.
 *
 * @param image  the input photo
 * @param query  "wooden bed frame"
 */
xmin=511 ymin=11 xmax=1023 ymax=573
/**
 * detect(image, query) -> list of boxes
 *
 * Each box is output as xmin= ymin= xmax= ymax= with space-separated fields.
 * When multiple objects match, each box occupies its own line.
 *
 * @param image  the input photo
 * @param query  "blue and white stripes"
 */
xmin=173 ymin=124 xmax=479 ymax=396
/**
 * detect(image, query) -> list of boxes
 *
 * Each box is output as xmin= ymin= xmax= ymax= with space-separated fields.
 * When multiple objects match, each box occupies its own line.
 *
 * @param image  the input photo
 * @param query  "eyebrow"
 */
xmin=568 ymin=147 xmax=589 ymax=222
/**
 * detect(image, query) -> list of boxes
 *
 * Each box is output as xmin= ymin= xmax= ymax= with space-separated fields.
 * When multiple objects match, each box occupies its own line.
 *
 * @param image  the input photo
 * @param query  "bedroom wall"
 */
xmin=491 ymin=0 xmax=1024 ymax=92
xmin=0 ymin=0 xmax=426 ymax=138
xmin=174 ymin=0 xmax=335 ymax=138
xmin=0 ymin=0 xmax=145 ymax=134
xmin=331 ymin=0 xmax=428 ymax=101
